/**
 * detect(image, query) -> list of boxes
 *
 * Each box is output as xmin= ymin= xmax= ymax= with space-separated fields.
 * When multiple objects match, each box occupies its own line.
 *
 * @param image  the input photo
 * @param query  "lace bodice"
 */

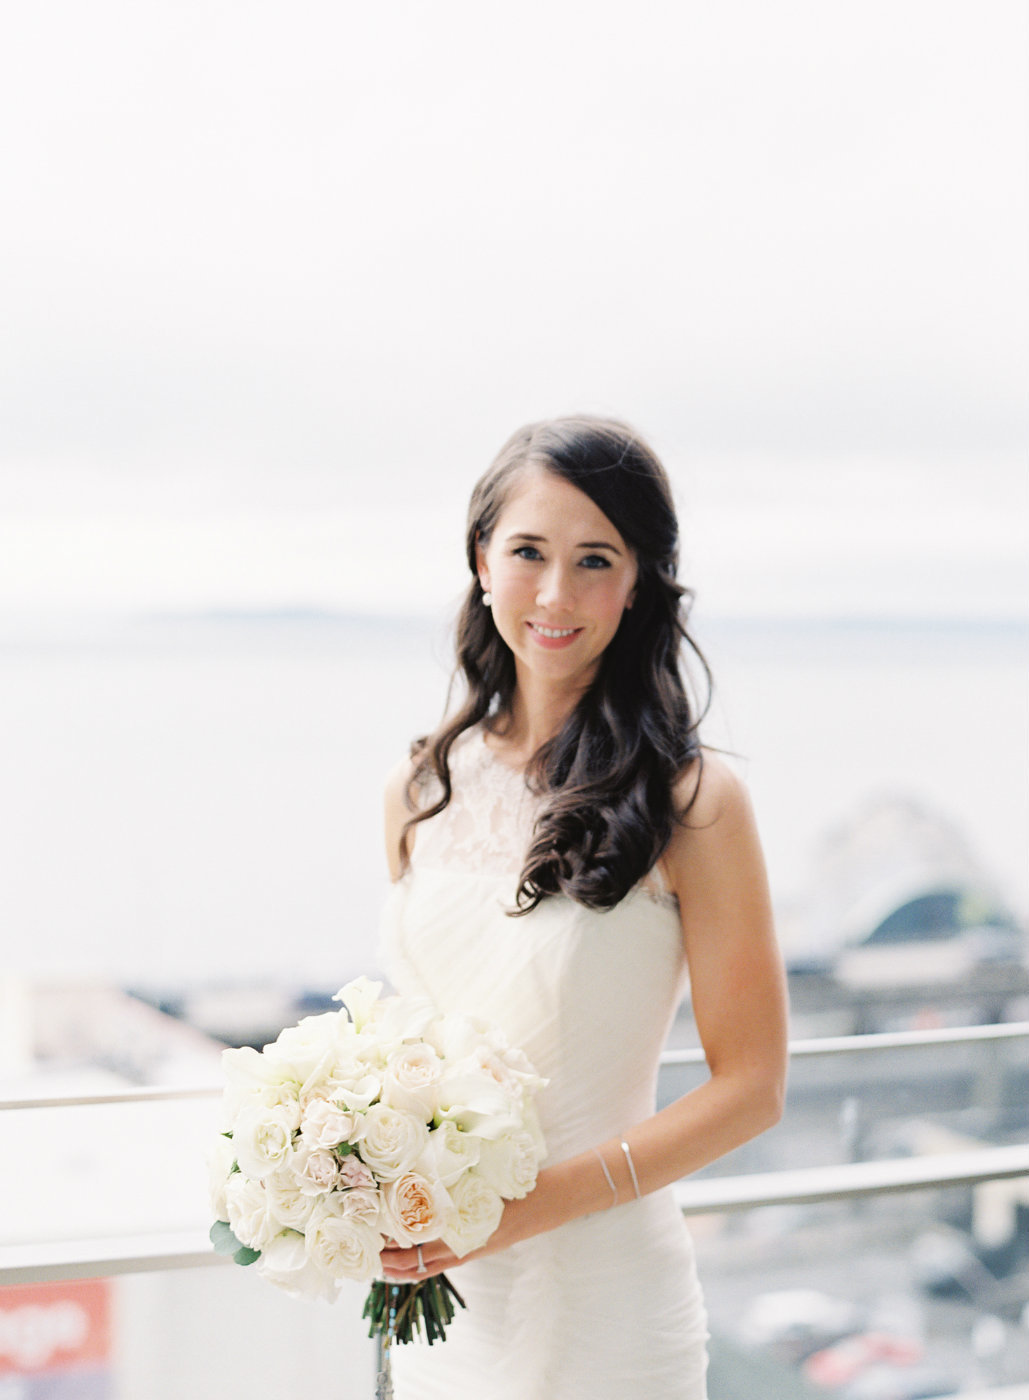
xmin=411 ymin=728 xmax=536 ymax=874
xmin=410 ymin=727 xmax=676 ymax=905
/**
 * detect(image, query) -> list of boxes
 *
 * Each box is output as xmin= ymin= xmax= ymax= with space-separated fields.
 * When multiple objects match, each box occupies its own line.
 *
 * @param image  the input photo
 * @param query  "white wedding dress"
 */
xmin=381 ymin=727 xmax=709 ymax=1399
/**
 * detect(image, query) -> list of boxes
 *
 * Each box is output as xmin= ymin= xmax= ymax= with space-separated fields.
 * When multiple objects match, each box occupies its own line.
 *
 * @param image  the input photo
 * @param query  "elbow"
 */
xmin=741 ymin=1067 xmax=787 ymax=1138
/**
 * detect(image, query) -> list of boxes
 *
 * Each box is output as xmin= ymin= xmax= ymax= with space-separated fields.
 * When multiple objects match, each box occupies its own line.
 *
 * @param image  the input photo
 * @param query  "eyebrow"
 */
xmin=506 ymin=531 xmax=623 ymax=555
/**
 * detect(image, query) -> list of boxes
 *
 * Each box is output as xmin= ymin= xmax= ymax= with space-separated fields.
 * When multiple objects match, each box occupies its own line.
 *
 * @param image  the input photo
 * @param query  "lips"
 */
xmin=526 ymin=621 xmax=583 ymax=649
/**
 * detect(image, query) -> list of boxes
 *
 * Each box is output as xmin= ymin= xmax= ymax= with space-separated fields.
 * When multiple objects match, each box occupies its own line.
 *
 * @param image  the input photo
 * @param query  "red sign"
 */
xmin=0 ymin=1279 xmax=111 ymax=1375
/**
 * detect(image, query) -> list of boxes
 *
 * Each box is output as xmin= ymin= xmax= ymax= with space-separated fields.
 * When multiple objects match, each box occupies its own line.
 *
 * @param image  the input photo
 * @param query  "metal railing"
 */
xmin=2 ymin=1021 xmax=1026 ymax=1286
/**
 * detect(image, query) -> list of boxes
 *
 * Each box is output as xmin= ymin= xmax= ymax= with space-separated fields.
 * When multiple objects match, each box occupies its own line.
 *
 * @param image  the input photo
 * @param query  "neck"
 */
xmin=493 ymin=671 xmax=589 ymax=763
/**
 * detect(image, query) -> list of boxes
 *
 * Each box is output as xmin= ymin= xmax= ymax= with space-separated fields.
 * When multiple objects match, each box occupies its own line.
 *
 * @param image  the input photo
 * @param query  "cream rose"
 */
xmin=440 ymin=1171 xmax=504 ymax=1258
xmin=264 ymin=1171 xmax=318 ymax=1231
xmin=381 ymin=1171 xmax=451 ymax=1247
xmin=257 ymin=1229 xmax=339 ymax=1302
xmin=381 ymin=1042 xmax=442 ymax=1119
xmin=474 ymin=1130 xmax=541 ymax=1200
xmin=225 ymin=1175 xmax=278 ymax=1251
xmin=304 ymin=1197 xmax=383 ymax=1282
xmin=208 ymin=1133 xmax=237 ymax=1221
xmin=300 ymin=1097 xmax=359 ymax=1150
xmin=359 ymin=1103 xmax=429 ymax=1181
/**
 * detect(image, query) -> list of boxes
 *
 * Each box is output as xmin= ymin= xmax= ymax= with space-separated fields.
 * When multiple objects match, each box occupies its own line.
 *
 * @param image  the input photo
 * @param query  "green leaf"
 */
xmin=234 ymin=1245 xmax=262 ymax=1266
xmin=210 ymin=1220 xmax=245 ymax=1257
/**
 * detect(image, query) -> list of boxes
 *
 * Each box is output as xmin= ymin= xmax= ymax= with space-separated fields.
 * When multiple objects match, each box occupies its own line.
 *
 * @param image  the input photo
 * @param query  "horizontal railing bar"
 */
xmin=674 ymin=1143 xmax=1029 ymax=1215
xmin=0 ymin=1231 xmax=223 ymax=1285
xmin=662 ymin=1019 xmax=1029 ymax=1067
xmin=2 ymin=1021 xmax=1027 ymax=1111
xmin=3 ymin=1145 xmax=1027 ymax=1286
xmin=0 ymin=1084 xmax=223 ymax=1111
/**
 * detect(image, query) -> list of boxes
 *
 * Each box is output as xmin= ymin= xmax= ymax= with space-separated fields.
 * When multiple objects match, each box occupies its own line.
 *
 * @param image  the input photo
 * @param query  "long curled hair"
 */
xmin=403 ymin=415 xmax=711 ymax=912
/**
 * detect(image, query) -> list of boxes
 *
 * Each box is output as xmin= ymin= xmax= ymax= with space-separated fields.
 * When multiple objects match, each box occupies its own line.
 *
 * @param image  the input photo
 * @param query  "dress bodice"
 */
xmin=380 ymin=728 xmax=689 ymax=1164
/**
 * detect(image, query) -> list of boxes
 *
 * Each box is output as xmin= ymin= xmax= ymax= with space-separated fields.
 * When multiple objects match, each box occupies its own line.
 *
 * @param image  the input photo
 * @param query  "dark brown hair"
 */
xmin=403 ymin=415 xmax=711 ymax=912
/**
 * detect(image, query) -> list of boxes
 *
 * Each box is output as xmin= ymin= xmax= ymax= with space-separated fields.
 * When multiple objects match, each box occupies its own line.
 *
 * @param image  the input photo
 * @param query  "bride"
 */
xmin=378 ymin=415 xmax=788 ymax=1399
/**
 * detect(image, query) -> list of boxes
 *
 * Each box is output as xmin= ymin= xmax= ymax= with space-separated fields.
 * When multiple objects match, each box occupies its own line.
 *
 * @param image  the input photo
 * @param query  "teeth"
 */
xmin=532 ymin=624 xmax=578 ymax=638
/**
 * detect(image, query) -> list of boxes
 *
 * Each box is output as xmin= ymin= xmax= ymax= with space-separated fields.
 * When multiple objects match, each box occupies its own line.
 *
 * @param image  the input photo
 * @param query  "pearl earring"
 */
xmin=482 ymin=591 xmax=493 ymax=607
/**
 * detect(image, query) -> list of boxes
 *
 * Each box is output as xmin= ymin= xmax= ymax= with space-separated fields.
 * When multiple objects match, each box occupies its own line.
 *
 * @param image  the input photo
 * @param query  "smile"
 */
xmin=528 ymin=622 xmax=581 ymax=639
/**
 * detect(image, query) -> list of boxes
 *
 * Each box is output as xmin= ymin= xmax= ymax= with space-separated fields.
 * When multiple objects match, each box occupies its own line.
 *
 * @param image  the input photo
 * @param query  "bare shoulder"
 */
xmin=662 ymin=749 xmax=766 ymax=894
xmin=672 ymin=749 xmax=753 ymax=832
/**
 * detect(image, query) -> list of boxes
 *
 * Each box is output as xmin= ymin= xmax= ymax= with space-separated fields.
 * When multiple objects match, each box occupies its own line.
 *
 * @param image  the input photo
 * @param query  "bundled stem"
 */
xmin=364 ymin=1274 xmax=466 ymax=1348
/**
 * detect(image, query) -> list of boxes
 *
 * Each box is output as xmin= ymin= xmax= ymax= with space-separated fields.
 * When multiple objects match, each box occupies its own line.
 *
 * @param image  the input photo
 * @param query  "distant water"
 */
xmin=0 ymin=612 xmax=1024 ymax=986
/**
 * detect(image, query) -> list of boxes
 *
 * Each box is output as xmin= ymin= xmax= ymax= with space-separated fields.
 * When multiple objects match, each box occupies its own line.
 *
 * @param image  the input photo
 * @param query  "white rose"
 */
xmin=257 ymin=1229 xmax=339 ymax=1302
xmin=474 ymin=1131 xmax=541 ymax=1200
xmin=381 ymin=1171 xmax=451 ymax=1247
xmin=359 ymin=1103 xmax=429 ymax=1181
xmin=264 ymin=1171 xmax=318 ymax=1231
xmin=208 ymin=1133 xmax=237 ymax=1221
xmin=232 ymin=1103 xmax=297 ymax=1179
xmin=440 ymin=1171 xmax=504 ymax=1258
xmin=289 ymin=1142 xmax=341 ymax=1196
xmin=305 ymin=1197 xmax=383 ymax=1282
xmin=225 ymin=1174 xmax=278 ymax=1251
xmin=380 ymin=1043 xmax=442 ymax=1119
xmin=418 ymin=1120 xmax=481 ymax=1187
xmin=300 ymin=1098 xmax=359 ymax=1150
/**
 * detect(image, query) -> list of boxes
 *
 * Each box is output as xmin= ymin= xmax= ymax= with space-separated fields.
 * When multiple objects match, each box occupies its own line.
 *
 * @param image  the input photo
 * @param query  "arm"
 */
xmin=383 ymin=753 xmax=789 ymax=1279
xmin=383 ymin=754 xmax=417 ymax=882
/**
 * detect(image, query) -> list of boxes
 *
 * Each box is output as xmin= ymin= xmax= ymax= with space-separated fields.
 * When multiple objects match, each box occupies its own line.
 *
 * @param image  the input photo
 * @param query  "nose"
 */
xmin=535 ymin=562 xmax=576 ymax=613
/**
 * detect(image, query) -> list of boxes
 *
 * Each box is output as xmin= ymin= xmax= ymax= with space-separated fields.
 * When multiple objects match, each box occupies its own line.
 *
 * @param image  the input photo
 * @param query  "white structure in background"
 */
xmin=788 ymin=796 xmax=1026 ymax=987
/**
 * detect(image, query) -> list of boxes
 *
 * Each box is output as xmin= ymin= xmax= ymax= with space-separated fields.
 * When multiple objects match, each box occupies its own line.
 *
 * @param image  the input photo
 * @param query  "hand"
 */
xmin=378 ymin=1191 xmax=543 ymax=1282
xmin=379 ymin=1238 xmax=461 ymax=1283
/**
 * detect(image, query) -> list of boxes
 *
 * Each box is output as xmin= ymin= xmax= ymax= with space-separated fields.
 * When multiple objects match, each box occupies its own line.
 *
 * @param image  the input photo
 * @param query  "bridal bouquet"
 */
xmin=209 ymin=977 xmax=546 ymax=1351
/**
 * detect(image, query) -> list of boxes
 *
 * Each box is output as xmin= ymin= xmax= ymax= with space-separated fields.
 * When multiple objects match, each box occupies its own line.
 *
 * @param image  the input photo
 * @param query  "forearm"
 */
xmin=499 ymin=1069 xmax=785 ymax=1245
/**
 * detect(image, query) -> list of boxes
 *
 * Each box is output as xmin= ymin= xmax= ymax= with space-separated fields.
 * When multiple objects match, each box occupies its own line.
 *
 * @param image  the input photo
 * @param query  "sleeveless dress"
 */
xmin=380 ymin=728 xmax=710 ymax=1400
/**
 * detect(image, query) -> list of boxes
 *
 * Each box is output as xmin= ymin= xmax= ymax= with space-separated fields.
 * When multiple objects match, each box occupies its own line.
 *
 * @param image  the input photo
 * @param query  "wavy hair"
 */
xmin=403 ymin=415 xmax=711 ymax=912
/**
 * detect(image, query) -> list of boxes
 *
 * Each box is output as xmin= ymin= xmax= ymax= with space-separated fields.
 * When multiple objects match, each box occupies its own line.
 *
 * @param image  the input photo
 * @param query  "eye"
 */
xmin=513 ymin=545 xmax=543 ymax=561
xmin=579 ymin=554 xmax=612 ymax=569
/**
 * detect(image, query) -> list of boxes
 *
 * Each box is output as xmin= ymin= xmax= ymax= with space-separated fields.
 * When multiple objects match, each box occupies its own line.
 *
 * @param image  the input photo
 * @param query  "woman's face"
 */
xmin=476 ymin=467 xmax=638 ymax=696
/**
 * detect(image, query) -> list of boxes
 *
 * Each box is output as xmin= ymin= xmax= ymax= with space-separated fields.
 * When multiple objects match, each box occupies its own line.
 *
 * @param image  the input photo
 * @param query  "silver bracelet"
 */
xmin=619 ymin=1139 xmax=641 ymax=1200
xmin=592 ymin=1147 xmax=618 ymax=1204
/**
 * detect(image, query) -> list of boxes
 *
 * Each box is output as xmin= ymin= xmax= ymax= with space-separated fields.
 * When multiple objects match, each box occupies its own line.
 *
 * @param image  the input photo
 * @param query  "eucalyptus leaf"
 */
xmin=210 ymin=1220 xmax=245 ymax=1257
xmin=234 ymin=1245 xmax=262 ymax=1266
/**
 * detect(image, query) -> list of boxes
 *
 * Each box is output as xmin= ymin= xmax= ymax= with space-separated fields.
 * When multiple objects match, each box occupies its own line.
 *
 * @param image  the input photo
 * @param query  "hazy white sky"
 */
xmin=1 ymin=1 xmax=1025 ymax=618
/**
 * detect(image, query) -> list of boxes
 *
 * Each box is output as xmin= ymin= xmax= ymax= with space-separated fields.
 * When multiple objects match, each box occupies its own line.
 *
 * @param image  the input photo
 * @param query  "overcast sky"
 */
xmin=1 ymin=1 xmax=1025 ymax=619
